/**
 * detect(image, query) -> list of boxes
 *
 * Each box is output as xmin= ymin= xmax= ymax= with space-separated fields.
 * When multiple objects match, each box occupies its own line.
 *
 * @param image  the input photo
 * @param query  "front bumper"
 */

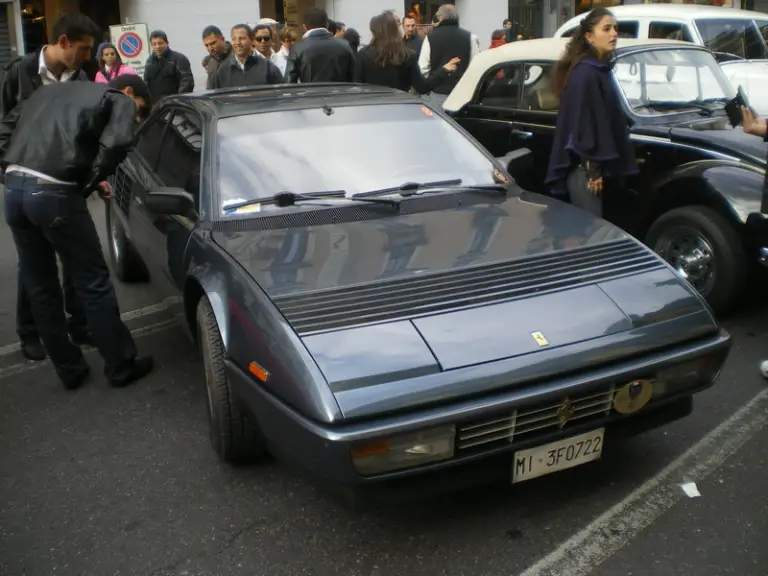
xmin=228 ymin=329 xmax=730 ymax=488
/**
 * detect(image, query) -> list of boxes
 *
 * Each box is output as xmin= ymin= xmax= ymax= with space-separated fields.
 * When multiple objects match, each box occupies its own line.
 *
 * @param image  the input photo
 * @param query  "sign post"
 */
xmin=109 ymin=23 xmax=150 ymax=77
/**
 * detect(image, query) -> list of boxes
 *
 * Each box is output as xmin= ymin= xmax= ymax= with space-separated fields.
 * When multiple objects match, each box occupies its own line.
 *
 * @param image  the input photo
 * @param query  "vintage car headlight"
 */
xmin=652 ymin=354 xmax=724 ymax=398
xmin=350 ymin=426 xmax=456 ymax=476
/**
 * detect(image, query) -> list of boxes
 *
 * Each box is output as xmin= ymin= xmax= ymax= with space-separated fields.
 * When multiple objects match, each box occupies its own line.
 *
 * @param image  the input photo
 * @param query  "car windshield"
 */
xmin=217 ymin=103 xmax=498 ymax=215
xmin=614 ymin=47 xmax=736 ymax=116
xmin=695 ymin=18 xmax=768 ymax=59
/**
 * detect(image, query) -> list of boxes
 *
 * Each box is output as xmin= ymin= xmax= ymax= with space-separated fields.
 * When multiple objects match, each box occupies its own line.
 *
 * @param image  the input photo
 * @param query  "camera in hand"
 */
xmin=725 ymin=85 xmax=756 ymax=128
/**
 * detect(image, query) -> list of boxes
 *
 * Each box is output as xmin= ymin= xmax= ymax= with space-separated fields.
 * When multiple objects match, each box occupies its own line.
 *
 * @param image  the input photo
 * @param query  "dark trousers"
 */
xmin=4 ymin=174 xmax=137 ymax=382
xmin=16 ymin=267 xmax=87 ymax=341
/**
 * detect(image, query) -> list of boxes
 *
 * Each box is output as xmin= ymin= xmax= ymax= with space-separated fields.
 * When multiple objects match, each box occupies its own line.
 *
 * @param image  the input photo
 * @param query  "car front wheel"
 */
xmin=646 ymin=205 xmax=746 ymax=315
xmin=196 ymin=296 xmax=267 ymax=463
xmin=106 ymin=203 xmax=148 ymax=282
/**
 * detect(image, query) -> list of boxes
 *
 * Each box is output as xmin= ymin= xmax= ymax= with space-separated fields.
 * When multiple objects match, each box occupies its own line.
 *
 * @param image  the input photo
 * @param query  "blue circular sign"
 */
xmin=118 ymin=32 xmax=142 ymax=59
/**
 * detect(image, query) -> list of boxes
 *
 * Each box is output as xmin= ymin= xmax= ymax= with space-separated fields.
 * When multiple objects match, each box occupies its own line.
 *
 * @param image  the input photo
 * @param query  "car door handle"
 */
xmin=512 ymin=129 xmax=533 ymax=138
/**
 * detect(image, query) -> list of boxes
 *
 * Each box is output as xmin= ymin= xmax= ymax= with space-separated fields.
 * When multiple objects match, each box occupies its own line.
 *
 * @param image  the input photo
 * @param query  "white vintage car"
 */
xmin=555 ymin=4 xmax=768 ymax=115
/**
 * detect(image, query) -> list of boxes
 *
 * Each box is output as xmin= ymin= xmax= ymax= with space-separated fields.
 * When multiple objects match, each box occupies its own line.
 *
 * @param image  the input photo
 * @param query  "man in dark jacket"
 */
xmin=0 ymin=12 xmax=99 ymax=361
xmin=144 ymin=30 xmax=194 ymax=103
xmin=201 ymin=25 xmax=232 ymax=89
xmin=403 ymin=15 xmax=423 ymax=54
xmin=286 ymin=8 xmax=354 ymax=83
xmin=0 ymin=75 xmax=154 ymax=390
xmin=211 ymin=24 xmax=283 ymax=88
xmin=418 ymin=4 xmax=479 ymax=96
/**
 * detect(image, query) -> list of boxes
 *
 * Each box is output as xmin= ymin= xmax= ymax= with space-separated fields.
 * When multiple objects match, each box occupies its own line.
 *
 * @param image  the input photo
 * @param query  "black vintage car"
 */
xmin=443 ymin=37 xmax=768 ymax=314
xmin=104 ymin=84 xmax=729 ymax=494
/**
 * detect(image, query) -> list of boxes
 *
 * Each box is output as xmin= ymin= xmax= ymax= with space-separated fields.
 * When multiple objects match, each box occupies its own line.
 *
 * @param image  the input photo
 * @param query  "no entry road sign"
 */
xmin=109 ymin=23 xmax=150 ymax=76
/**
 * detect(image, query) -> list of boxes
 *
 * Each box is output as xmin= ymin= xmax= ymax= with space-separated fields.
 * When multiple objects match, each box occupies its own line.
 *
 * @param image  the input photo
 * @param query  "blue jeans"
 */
xmin=4 ymin=174 xmax=137 ymax=382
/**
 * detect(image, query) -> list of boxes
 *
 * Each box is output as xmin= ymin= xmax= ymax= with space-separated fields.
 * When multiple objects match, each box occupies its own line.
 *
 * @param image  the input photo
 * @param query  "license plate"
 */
xmin=512 ymin=428 xmax=605 ymax=484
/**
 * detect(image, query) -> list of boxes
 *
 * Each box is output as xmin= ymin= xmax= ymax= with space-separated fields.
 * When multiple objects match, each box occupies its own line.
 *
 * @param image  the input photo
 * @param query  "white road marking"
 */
xmin=0 ymin=318 xmax=177 ymax=380
xmin=0 ymin=301 xmax=170 ymax=358
xmin=518 ymin=387 xmax=768 ymax=576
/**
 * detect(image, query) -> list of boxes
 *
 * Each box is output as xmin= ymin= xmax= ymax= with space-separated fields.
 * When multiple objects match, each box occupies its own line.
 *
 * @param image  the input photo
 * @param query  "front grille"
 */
xmin=274 ymin=238 xmax=663 ymax=334
xmin=457 ymin=386 xmax=616 ymax=451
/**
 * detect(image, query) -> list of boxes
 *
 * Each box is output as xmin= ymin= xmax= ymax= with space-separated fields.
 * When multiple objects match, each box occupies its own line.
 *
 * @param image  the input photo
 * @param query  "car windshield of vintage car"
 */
xmin=614 ymin=48 xmax=736 ymax=116
xmin=217 ymin=103 xmax=499 ymax=215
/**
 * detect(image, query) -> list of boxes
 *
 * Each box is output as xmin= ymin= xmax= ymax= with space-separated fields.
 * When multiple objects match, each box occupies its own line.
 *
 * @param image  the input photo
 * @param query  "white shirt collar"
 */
xmin=303 ymin=28 xmax=330 ymax=40
xmin=38 ymin=47 xmax=76 ymax=84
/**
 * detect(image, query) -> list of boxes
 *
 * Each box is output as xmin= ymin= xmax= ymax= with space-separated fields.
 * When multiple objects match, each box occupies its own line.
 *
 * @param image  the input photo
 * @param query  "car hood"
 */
xmin=216 ymin=192 xmax=627 ymax=299
xmin=215 ymin=193 xmax=716 ymax=419
xmin=638 ymin=116 xmax=768 ymax=165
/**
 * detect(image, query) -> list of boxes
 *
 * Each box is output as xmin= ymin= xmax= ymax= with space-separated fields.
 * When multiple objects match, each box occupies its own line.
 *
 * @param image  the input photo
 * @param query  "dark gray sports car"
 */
xmin=106 ymin=84 xmax=731 ymax=493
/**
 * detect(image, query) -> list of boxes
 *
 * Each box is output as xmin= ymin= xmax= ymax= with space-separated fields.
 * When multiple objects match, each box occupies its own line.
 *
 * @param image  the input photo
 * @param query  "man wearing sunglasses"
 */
xmin=253 ymin=24 xmax=277 ymax=60
xmin=210 ymin=24 xmax=283 ymax=89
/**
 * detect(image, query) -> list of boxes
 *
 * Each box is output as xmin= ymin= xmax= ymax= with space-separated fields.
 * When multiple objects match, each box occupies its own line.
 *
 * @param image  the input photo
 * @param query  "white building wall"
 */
xmin=328 ymin=0 xmax=399 ymax=44
xmin=456 ymin=0 xmax=508 ymax=48
xmin=118 ymin=0 xmax=260 ymax=92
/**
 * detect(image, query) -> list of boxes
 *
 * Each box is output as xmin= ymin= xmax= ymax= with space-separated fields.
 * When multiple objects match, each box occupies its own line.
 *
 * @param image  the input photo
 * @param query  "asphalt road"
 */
xmin=0 ymin=202 xmax=766 ymax=576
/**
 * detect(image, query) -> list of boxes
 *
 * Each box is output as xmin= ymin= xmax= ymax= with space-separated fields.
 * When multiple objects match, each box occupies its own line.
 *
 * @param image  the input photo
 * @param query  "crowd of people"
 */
xmin=123 ymin=4 xmax=530 ymax=105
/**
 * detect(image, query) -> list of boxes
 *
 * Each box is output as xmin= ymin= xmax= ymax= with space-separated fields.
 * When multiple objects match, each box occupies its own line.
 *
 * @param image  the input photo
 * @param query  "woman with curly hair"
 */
xmin=545 ymin=7 xmax=637 ymax=218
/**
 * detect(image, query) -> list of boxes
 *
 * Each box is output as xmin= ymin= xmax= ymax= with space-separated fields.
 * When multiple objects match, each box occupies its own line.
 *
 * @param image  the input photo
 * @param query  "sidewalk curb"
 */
xmin=0 ymin=302 xmax=174 ymax=371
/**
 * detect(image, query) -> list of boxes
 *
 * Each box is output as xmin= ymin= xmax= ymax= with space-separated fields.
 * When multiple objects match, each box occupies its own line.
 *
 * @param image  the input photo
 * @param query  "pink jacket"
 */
xmin=95 ymin=64 xmax=138 ymax=83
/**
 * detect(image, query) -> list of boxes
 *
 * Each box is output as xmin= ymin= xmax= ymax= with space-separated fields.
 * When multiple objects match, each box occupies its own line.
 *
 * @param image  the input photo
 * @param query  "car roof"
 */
xmin=442 ymin=38 xmax=697 ymax=113
xmin=555 ymin=4 xmax=768 ymax=36
xmin=161 ymin=83 xmax=423 ymax=117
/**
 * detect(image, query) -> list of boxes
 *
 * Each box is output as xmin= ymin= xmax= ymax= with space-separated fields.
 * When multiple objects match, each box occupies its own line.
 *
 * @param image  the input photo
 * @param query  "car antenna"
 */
xmin=322 ymin=102 xmax=334 ymax=116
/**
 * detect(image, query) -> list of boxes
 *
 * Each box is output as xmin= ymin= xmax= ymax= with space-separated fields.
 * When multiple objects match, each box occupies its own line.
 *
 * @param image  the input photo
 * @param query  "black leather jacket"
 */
xmin=0 ymin=82 xmax=137 ymax=190
xmin=286 ymin=29 xmax=355 ymax=83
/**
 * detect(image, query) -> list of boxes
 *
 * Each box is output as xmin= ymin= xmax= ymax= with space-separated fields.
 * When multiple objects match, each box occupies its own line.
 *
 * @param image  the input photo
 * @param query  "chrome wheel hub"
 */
xmin=654 ymin=226 xmax=716 ymax=296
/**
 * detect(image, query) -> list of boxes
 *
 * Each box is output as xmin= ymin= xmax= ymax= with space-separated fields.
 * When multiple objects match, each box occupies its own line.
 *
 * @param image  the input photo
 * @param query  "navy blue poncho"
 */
xmin=545 ymin=57 xmax=638 ymax=195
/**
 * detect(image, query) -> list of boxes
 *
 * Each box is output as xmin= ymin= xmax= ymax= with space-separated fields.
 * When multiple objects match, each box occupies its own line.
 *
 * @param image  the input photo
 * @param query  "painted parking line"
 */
xmin=0 ymin=318 xmax=177 ymax=380
xmin=517 ymin=387 xmax=768 ymax=576
xmin=0 ymin=301 xmax=171 ymax=359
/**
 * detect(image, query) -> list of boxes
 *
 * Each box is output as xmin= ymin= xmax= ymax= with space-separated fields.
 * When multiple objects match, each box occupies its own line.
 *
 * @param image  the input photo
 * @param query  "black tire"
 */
xmin=106 ymin=203 xmax=148 ymax=282
xmin=196 ymin=296 xmax=267 ymax=463
xmin=645 ymin=205 xmax=746 ymax=315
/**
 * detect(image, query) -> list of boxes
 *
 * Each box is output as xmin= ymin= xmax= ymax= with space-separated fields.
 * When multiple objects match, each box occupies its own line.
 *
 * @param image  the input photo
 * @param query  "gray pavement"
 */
xmin=0 ymin=202 xmax=765 ymax=575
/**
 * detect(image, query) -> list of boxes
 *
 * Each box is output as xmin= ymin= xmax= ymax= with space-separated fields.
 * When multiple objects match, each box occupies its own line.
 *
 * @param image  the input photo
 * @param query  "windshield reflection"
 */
xmin=614 ymin=48 xmax=736 ymax=116
xmin=216 ymin=104 xmax=498 ymax=215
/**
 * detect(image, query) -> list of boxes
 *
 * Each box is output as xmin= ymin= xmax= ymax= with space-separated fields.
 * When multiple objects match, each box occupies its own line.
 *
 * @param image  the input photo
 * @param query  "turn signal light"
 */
xmin=248 ymin=361 xmax=270 ymax=383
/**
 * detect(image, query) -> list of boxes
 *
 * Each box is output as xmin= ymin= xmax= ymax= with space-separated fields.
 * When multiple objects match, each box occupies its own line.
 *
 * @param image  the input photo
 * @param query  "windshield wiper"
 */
xmin=355 ymin=179 xmax=508 ymax=199
xmin=223 ymin=190 xmax=399 ymax=213
xmin=643 ymin=100 xmax=714 ymax=116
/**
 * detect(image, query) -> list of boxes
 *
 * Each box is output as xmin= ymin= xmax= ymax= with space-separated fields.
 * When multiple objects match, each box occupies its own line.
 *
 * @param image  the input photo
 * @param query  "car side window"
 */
xmin=155 ymin=111 xmax=203 ymax=206
xmin=649 ymin=22 xmax=693 ymax=42
xmin=561 ymin=27 xmax=577 ymax=38
xmin=476 ymin=63 xmax=523 ymax=108
xmin=617 ymin=21 xmax=639 ymax=38
xmin=135 ymin=111 xmax=171 ymax=170
xmin=696 ymin=18 xmax=768 ymax=59
xmin=521 ymin=63 xmax=558 ymax=112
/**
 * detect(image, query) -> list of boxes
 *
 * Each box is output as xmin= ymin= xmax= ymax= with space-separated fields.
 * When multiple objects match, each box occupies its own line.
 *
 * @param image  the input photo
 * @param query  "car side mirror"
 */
xmin=497 ymin=148 xmax=533 ymax=178
xmin=145 ymin=187 xmax=196 ymax=217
